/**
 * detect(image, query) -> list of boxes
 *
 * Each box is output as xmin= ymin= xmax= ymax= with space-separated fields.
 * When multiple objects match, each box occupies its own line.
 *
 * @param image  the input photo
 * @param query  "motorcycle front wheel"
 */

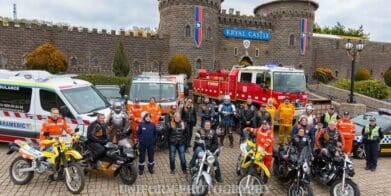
xmin=9 ymin=157 xmax=34 ymax=185
xmin=238 ymin=174 xmax=265 ymax=196
xmin=190 ymin=175 xmax=209 ymax=196
xmin=119 ymin=163 xmax=138 ymax=185
xmin=330 ymin=178 xmax=360 ymax=196
xmin=288 ymin=181 xmax=313 ymax=196
xmin=64 ymin=163 xmax=85 ymax=194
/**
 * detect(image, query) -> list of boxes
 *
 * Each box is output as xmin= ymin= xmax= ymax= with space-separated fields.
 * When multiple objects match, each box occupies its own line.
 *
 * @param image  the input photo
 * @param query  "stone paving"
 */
xmin=0 ymin=131 xmax=390 ymax=195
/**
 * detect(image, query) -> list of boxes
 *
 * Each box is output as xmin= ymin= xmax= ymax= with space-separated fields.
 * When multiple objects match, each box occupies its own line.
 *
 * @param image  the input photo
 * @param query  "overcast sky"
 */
xmin=0 ymin=0 xmax=390 ymax=42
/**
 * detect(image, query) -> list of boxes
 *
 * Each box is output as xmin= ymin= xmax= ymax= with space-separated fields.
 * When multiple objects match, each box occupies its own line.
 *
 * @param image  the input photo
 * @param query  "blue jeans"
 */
xmin=169 ymin=143 xmax=187 ymax=171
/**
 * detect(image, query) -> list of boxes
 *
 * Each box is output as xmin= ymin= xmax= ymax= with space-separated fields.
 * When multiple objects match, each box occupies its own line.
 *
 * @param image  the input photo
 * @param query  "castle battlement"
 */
xmin=218 ymin=11 xmax=271 ymax=28
xmin=158 ymin=0 xmax=222 ymax=10
xmin=0 ymin=19 xmax=166 ymax=40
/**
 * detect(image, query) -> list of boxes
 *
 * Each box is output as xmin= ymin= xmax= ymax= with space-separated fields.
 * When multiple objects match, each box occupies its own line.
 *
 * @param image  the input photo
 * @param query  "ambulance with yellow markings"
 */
xmin=0 ymin=70 xmax=112 ymax=143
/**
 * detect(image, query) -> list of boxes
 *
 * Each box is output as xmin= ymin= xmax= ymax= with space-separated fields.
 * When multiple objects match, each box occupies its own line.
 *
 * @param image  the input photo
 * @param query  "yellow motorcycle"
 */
xmin=7 ymin=132 xmax=85 ymax=194
xmin=237 ymin=138 xmax=271 ymax=196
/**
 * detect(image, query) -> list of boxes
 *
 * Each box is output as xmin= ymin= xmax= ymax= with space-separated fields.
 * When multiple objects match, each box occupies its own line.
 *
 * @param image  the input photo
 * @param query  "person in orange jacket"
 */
xmin=129 ymin=99 xmax=145 ymax=143
xmin=146 ymin=97 xmax=162 ymax=125
xmin=244 ymin=120 xmax=273 ymax=169
xmin=277 ymin=97 xmax=295 ymax=145
xmin=337 ymin=111 xmax=356 ymax=155
xmin=266 ymin=98 xmax=276 ymax=130
xmin=40 ymin=108 xmax=74 ymax=148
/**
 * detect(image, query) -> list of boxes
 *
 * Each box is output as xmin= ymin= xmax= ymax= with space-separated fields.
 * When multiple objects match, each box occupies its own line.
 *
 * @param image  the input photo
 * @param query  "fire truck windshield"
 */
xmin=129 ymin=83 xmax=176 ymax=103
xmin=272 ymin=72 xmax=306 ymax=93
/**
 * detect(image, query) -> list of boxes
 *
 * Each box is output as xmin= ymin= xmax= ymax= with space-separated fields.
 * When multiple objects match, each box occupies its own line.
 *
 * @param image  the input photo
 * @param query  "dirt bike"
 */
xmin=237 ymin=135 xmax=270 ymax=196
xmin=312 ymin=146 xmax=360 ymax=196
xmin=273 ymin=144 xmax=314 ymax=196
xmin=190 ymin=133 xmax=220 ymax=196
xmin=7 ymin=132 xmax=85 ymax=194
xmin=75 ymin=137 xmax=138 ymax=185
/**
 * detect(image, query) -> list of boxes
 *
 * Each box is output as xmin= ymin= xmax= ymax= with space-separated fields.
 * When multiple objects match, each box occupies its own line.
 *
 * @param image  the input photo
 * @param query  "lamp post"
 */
xmin=345 ymin=39 xmax=364 ymax=103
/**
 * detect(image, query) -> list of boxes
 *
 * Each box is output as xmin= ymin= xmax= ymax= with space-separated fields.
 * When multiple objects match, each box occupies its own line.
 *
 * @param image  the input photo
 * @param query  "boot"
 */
xmin=229 ymin=134 xmax=234 ymax=148
xmin=219 ymin=136 xmax=224 ymax=147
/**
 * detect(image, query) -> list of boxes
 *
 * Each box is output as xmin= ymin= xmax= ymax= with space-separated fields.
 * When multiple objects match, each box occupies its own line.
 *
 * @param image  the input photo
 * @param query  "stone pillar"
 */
xmin=339 ymin=103 xmax=366 ymax=117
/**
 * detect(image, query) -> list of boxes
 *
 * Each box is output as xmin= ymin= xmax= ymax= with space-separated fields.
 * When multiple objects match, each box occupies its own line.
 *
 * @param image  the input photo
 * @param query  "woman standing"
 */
xmin=167 ymin=112 xmax=187 ymax=175
xmin=181 ymin=99 xmax=197 ymax=151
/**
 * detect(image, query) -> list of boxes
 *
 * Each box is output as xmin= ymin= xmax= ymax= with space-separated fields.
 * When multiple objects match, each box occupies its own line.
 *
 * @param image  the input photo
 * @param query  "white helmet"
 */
xmin=223 ymin=95 xmax=230 ymax=104
xmin=305 ymin=104 xmax=313 ymax=111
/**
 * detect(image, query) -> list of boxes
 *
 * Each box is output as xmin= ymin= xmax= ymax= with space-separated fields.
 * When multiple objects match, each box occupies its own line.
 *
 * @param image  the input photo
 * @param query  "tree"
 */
xmin=25 ymin=42 xmax=68 ymax=74
xmin=168 ymin=54 xmax=192 ymax=78
xmin=355 ymin=67 xmax=371 ymax=81
xmin=384 ymin=66 xmax=391 ymax=87
xmin=112 ymin=42 xmax=130 ymax=77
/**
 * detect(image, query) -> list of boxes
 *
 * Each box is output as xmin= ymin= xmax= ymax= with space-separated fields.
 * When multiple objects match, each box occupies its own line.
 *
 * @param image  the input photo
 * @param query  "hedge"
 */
xmin=354 ymin=67 xmax=371 ymax=81
xmin=77 ymin=74 xmax=131 ymax=94
xmin=334 ymin=79 xmax=389 ymax=99
xmin=313 ymin=66 xmax=335 ymax=83
xmin=384 ymin=66 xmax=391 ymax=87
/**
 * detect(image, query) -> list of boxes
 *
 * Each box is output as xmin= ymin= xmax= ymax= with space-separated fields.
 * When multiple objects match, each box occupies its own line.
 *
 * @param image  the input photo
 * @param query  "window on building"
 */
xmin=335 ymin=70 xmax=339 ymax=77
xmin=185 ymin=25 xmax=191 ymax=37
xmin=40 ymin=90 xmax=65 ymax=112
xmin=206 ymin=27 xmax=212 ymax=40
xmin=234 ymin=47 xmax=239 ymax=56
xmin=382 ymin=45 xmax=385 ymax=52
xmin=152 ymin=61 xmax=159 ymax=72
xmin=255 ymin=48 xmax=259 ymax=57
xmin=70 ymin=56 xmax=77 ymax=66
xmin=240 ymin=72 xmax=252 ymax=83
xmin=195 ymin=59 xmax=202 ymax=69
xmin=0 ymin=52 xmax=5 ymax=68
xmin=0 ymin=87 xmax=32 ymax=113
xmin=336 ymin=40 xmax=340 ymax=49
xmin=307 ymin=36 xmax=311 ymax=48
xmin=289 ymin=34 xmax=295 ymax=46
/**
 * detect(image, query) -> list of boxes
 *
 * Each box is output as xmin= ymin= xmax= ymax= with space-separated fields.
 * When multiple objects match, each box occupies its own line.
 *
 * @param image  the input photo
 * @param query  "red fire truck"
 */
xmin=193 ymin=64 xmax=308 ymax=115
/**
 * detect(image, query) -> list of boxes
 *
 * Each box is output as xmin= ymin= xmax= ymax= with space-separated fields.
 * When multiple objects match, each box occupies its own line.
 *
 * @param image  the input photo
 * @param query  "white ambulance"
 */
xmin=0 ymin=70 xmax=112 ymax=143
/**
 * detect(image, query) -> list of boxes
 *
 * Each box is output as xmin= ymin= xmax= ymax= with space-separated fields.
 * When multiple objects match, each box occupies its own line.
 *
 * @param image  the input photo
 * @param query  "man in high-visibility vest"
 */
xmin=277 ymin=97 xmax=295 ymax=144
xmin=321 ymin=105 xmax=339 ymax=128
xmin=336 ymin=111 xmax=356 ymax=155
xmin=266 ymin=98 xmax=276 ymax=130
xmin=146 ymin=97 xmax=162 ymax=125
xmin=40 ymin=108 xmax=74 ymax=147
xmin=129 ymin=99 xmax=144 ymax=143
xmin=362 ymin=116 xmax=384 ymax=172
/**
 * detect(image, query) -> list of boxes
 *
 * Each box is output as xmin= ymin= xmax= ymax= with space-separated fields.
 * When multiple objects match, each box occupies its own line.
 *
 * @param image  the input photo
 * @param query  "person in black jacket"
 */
xmin=189 ymin=120 xmax=223 ymax=182
xmin=87 ymin=113 xmax=109 ymax=161
xmin=362 ymin=116 xmax=384 ymax=171
xmin=137 ymin=112 xmax=158 ymax=175
xmin=198 ymin=103 xmax=216 ymax=129
xmin=181 ymin=99 xmax=197 ymax=150
xmin=239 ymin=99 xmax=256 ymax=141
xmin=253 ymin=104 xmax=271 ymax=128
xmin=167 ymin=112 xmax=187 ymax=175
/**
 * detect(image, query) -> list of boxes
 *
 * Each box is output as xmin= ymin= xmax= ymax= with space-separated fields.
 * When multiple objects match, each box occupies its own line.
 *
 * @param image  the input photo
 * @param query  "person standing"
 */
xmin=337 ymin=112 xmax=356 ymax=155
xmin=292 ymin=116 xmax=316 ymax=142
xmin=277 ymin=97 xmax=295 ymax=144
xmin=301 ymin=103 xmax=316 ymax=128
xmin=40 ymin=108 xmax=74 ymax=148
xmin=321 ymin=105 xmax=339 ymax=128
xmin=198 ymin=97 xmax=216 ymax=129
xmin=239 ymin=99 xmax=256 ymax=141
xmin=167 ymin=112 xmax=187 ymax=175
xmin=253 ymin=104 xmax=271 ymax=128
xmin=146 ymin=97 xmax=162 ymax=125
xmin=87 ymin=113 xmax=109 ymax=162
xmin=129 ymin=99 xmax=144 ymax=143
xmin=362 ymin=117 xmax=384 ymax=171
xmin=218 ymin=95 xmax=236 ymax=148
xmin=137 ymin=112 xmax=158 ymax=175
xmin=265 ymin=98 xmax=276 ymax=130
xmin=181 ymin=99 xmax=197 ymax=150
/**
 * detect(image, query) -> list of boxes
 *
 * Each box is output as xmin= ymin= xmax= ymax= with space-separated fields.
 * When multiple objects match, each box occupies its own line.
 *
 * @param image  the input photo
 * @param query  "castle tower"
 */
xmin=254 ymin=0 xmax=318 ymax=72
xmin=158 ymin=0 xmax=223 ymax=74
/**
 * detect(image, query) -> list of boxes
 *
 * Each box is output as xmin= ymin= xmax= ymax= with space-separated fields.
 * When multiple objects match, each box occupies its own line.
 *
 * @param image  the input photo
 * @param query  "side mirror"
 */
xmin=75 ymin=128 xmax=80 ymax=133
xmin=60 ymin=105 xmax=70 ymax=118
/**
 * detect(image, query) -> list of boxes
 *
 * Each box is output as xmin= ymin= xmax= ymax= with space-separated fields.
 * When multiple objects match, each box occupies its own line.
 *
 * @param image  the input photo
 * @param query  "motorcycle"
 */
xmin=155 ymin=119 xmax=167 ymax=151
xmin=190 ymin=133 xmax=220 ymax=196
xmin=75 ymin=137 xmax=138 ymax=185
xmin=311 ymin=147 xmax=360 ymax=196
xmin=7 ymin=132 xmax=85 ymax=194
xmin=273 ymin=144 xmax=313 ymax=196
xmin=237 ymin=133 xmax=270 ymax=196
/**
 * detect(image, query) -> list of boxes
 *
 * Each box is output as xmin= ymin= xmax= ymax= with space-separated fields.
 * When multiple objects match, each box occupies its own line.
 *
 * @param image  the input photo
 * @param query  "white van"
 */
xmin=0 ymin=70 xmax=111 ymax=143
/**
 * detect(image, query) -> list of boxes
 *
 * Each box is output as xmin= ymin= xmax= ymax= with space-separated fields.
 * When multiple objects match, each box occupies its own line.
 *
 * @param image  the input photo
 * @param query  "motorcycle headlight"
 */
xmin=302 ymin=162 xmax=310 ymax=173
xmin=198 ymin=151 xmax=205 ymax=159
xmin=207 ymin=155 xmax=215 ymax=164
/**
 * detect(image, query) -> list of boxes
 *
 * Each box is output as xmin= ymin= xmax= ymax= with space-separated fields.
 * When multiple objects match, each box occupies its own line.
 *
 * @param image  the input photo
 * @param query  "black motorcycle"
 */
xmin=155 ymin=120 xmax=167 ymax=151
xmin=311 ymin=147 xmax=360 ymax=196
xmin=273 ymin=145 xmax=313 ymax=196
xmin=75 ymin=137 xmax=138 ymax=185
